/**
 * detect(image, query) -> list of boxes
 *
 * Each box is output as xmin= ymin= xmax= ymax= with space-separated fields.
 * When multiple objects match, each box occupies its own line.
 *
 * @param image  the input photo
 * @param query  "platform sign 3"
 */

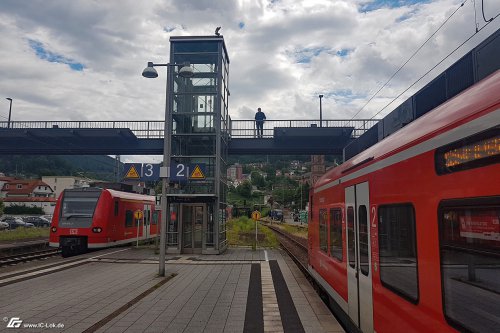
xmin=123 ymin=163 xmax=160 ymax=181
xmin=142 ymin=163 xmax=160 ymax=181
xmin=123 ymin=163 xmax=143 ymax=180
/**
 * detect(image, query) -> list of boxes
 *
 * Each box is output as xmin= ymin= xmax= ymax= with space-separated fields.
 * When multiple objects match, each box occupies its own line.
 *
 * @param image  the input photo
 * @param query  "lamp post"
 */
xmin=142 ymin=61 xmax=193 ymax=277
xmin=6 ymin=98 xmax=13 ymax=128
xmin=318 ymin=94 xmax=323 ymax=127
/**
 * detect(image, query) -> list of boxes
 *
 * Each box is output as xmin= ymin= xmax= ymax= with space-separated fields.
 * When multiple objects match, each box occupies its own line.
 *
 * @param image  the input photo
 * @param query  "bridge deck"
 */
xmin=0 ymin=120 xmax=376 ymax=155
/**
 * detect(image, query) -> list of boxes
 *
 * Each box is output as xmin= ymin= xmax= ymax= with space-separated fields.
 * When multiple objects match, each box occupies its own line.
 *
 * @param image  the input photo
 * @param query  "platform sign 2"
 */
xmin=170 ymin=163 xmax=206 ymax=181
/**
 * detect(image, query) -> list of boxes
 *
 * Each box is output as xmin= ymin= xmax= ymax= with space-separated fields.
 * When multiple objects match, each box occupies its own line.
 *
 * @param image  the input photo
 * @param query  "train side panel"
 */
xmin=50 ymin=188 xmax=159 ymax=254
xmin=309 ymin=71 xmax=500 ymax=333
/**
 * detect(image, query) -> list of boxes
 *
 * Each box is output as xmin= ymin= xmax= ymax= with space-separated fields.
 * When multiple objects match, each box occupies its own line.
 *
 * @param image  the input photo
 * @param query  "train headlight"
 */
xmin=51 ymin=227 xmax=57 ymax=233
xmin=92 ymin=227 xmax=103 ymax=233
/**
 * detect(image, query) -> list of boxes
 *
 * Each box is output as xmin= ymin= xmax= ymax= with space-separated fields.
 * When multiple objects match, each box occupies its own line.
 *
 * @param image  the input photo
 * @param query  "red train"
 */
xmin=50 ymin=188 xmax=160 ymax=257
xmin=308 ymin=70 xmax=499 ymax=333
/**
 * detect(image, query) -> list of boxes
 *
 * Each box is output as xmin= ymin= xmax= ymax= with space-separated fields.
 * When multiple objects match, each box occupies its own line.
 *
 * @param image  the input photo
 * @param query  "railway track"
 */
xmin=0 ymin=248 xmax=61 ymax=266
xmin=265 ymin=223 xmax=308 ymax=273
xmin=265 ymin=223 xmax=351 ymax=332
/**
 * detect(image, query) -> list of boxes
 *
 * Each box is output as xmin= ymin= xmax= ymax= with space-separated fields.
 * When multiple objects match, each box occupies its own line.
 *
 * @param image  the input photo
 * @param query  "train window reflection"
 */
xmin=62 ymin=197 xmax=98 ymax=217
xmin=59 ymin=190 xmax=101 ymax=228
xmin=319 ymin=209 xmax=328 ymax=253
xmin=359 ymin=205 xmax=369 ymax=276
xmin=439 ymin=197 xmax=500 ymax=333
xmin=125 ymin=210 xmax=134 ymax=228
xmin=347 ymin=206 xmax=356 ymax=269
xmin=330 ymin=208 xmax=343 ymax=261
xmin=378 ymin=204 xmax=418 ymax=303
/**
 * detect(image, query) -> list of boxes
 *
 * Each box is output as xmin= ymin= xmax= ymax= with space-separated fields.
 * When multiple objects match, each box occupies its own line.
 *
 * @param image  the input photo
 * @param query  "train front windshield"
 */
xmin=59 ymin=189 xmax=102 ymax=228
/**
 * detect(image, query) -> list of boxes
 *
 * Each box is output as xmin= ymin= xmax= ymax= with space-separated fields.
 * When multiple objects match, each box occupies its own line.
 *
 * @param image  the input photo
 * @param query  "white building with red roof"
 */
xmin=0 ymin=179 xmax=56 ymax=214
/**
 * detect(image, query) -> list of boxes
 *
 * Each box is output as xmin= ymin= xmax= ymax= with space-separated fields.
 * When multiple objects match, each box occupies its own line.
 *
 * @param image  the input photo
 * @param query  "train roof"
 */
xmin=314 ymin=70 xmax=500 ymax=192
xmin=106 ymin=189 xmax=155 ymax=202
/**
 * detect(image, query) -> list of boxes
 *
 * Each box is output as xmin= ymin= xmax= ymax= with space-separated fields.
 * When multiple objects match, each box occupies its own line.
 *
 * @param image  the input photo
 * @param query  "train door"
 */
xmin=345 ymin=182 xmax=373 ymax=333
xmin=181 ymin=204 xmax=205 ymax=254
xmin=111 ymin=199 xmax=119 ymax=242
xmin=143 ymin=204 xmax=151 ymax=239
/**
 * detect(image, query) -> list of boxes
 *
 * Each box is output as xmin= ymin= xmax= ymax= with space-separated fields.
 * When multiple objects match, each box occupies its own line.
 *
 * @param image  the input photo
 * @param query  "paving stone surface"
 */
xmin=0 ymin=247 xmax=344 ymax=333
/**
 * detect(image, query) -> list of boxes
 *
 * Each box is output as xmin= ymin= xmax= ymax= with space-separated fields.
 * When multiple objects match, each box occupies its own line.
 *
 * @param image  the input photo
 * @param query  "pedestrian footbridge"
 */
xmin=0 ymin=119 xmax=378 ymax=155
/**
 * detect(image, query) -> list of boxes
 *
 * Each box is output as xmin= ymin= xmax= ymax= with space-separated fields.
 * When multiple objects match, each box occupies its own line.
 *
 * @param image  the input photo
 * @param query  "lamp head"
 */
xmin=6 ymin=98 xmax=12 ymax=101
xmin=142 ymin=62 xmax=158 ymax=78
xmin=178 ymin=64 xmax=194 ymax=78
xmin=319 ymin=94 xmax=324 ymax=99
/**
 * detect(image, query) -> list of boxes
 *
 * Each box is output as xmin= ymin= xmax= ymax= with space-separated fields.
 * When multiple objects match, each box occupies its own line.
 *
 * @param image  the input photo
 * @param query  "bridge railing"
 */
xmin=0 ymin=119 xmax=379 ymax=139
xmin=228 ymin=119 xmax=379 ymax=138
xmin=0 ymin=121 xmax=166 ymax=138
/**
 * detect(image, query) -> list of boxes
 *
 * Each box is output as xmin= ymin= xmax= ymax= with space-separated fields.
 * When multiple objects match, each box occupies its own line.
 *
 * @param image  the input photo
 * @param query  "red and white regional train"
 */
xmin=309 ymin=70 xmax=499 ymax=333
xmin=50 ymin=188 xmax=160 ymax=257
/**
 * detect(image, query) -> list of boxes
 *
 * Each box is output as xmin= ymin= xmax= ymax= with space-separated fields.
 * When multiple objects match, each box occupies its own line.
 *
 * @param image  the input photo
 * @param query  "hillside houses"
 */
xmin=0 ymin=176 xmax=56 ymax=214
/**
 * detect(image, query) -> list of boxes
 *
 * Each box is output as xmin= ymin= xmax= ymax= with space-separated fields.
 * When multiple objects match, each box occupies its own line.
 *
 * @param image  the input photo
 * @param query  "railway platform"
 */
xmin=0 ymin=248 xmax=344 ymax=333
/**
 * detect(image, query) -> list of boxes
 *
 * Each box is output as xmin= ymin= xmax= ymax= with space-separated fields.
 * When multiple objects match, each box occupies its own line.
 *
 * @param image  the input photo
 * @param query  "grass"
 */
xmin=0 ymin=227 xmax=50 ymax=242
xmin=276 ymin=223 xmax=308 ymax=239
xmin=227 ymin=216 xmax=279 ymax=249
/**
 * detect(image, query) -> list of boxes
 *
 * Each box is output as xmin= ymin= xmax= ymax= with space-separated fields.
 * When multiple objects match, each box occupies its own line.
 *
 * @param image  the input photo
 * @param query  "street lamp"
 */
xmin=6 ymin=98 xmax=13 ymax=128
xmin=142 ymin=61 xmax=193 ymax=277
xmin=318 ymin=94 xmax=323 ymax=127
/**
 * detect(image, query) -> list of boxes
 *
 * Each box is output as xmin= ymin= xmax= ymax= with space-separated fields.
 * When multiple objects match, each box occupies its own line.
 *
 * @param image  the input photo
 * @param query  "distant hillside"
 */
xmin=0 ymin=155 xmax=120 ymax=181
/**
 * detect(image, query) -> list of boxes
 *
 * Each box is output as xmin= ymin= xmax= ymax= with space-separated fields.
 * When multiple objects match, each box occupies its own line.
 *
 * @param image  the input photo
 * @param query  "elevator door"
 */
xmin=182 ymin=204 xmax=205 ymax=254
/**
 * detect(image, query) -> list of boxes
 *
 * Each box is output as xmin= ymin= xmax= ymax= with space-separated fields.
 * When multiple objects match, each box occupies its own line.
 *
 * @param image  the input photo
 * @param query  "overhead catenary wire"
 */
xmin=368 ymin=18 xmax=499 ymax=121
xmin=344 ymin=0 xmax=469 ymax=126
xmin=482 ymin=0 xmax=495 ymax=22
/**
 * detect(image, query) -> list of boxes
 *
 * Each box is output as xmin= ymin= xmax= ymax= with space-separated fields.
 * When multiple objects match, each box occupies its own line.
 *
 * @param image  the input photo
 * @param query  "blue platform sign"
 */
xmin=170 ymin=163 xmax=206 ymax=181
xmin=123 ymin=163 xmax=143 ymax=180
xmin=123 ymin=163 xmax=205 ymax=182
xmin=123 ymin=163 xmax=161 ymax=181
xmin=142 ymin=163 xmax=160 ymax=181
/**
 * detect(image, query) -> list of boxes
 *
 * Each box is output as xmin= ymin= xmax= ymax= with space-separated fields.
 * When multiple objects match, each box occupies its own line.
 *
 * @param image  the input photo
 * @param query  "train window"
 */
xmin=438 ymin=197 xmax=500 ymax=333
xmin=319 ymin=209 xmax=328 ymax=253
xmin=125 ymin=210 xmax=134 ymax=227
xmin=152 ymin=211 xmax=159 ymax=225
xmin=347 ymin=206 xmax=356 ymax=269
xmin=435 ymin=126 xmax=499 ymax=174
xmin=359 ymin=205 xmax=369 ymax=276
xmin=329 ymin=208 xmax=343 ymax=261
xmin=114 ymin=201 xmax=119 ymax=216
xmin=378 ymin=204 xmax=418 ymax=303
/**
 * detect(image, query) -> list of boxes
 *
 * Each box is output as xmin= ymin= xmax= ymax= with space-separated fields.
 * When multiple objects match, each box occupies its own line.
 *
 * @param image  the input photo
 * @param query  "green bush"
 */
xmin=4 ymin=205 xmax=44 ymax=215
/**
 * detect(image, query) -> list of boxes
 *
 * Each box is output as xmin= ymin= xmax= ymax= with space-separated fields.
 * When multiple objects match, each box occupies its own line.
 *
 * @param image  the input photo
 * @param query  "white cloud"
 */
xmin=0 ymin=0 xmax=498 ymax=164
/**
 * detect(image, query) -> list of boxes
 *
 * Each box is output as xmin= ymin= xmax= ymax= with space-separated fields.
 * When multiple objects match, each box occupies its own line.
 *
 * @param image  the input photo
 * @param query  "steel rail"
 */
xmin=0 ymin=248 xmax=61 ymax=266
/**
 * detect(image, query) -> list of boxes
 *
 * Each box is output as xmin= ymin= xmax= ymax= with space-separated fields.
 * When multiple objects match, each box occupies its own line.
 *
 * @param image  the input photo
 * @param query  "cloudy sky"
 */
xmin=0 ymin=0 xmax=498 ymax=163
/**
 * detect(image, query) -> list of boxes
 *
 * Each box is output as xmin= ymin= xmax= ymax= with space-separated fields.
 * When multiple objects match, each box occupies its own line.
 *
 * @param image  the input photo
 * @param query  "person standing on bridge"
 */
xmin=255 ymin=107 xmax=266 ymax=138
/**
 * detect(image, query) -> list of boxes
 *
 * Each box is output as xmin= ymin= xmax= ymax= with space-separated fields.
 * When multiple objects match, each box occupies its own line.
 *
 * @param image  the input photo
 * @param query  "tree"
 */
xmin=0 ymin=200 xmax=4 ymax=216
xmin=250 ymin=171 xmax=266 ymax=189
xmin=236 ymin=181 xmax=252 ymax=198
